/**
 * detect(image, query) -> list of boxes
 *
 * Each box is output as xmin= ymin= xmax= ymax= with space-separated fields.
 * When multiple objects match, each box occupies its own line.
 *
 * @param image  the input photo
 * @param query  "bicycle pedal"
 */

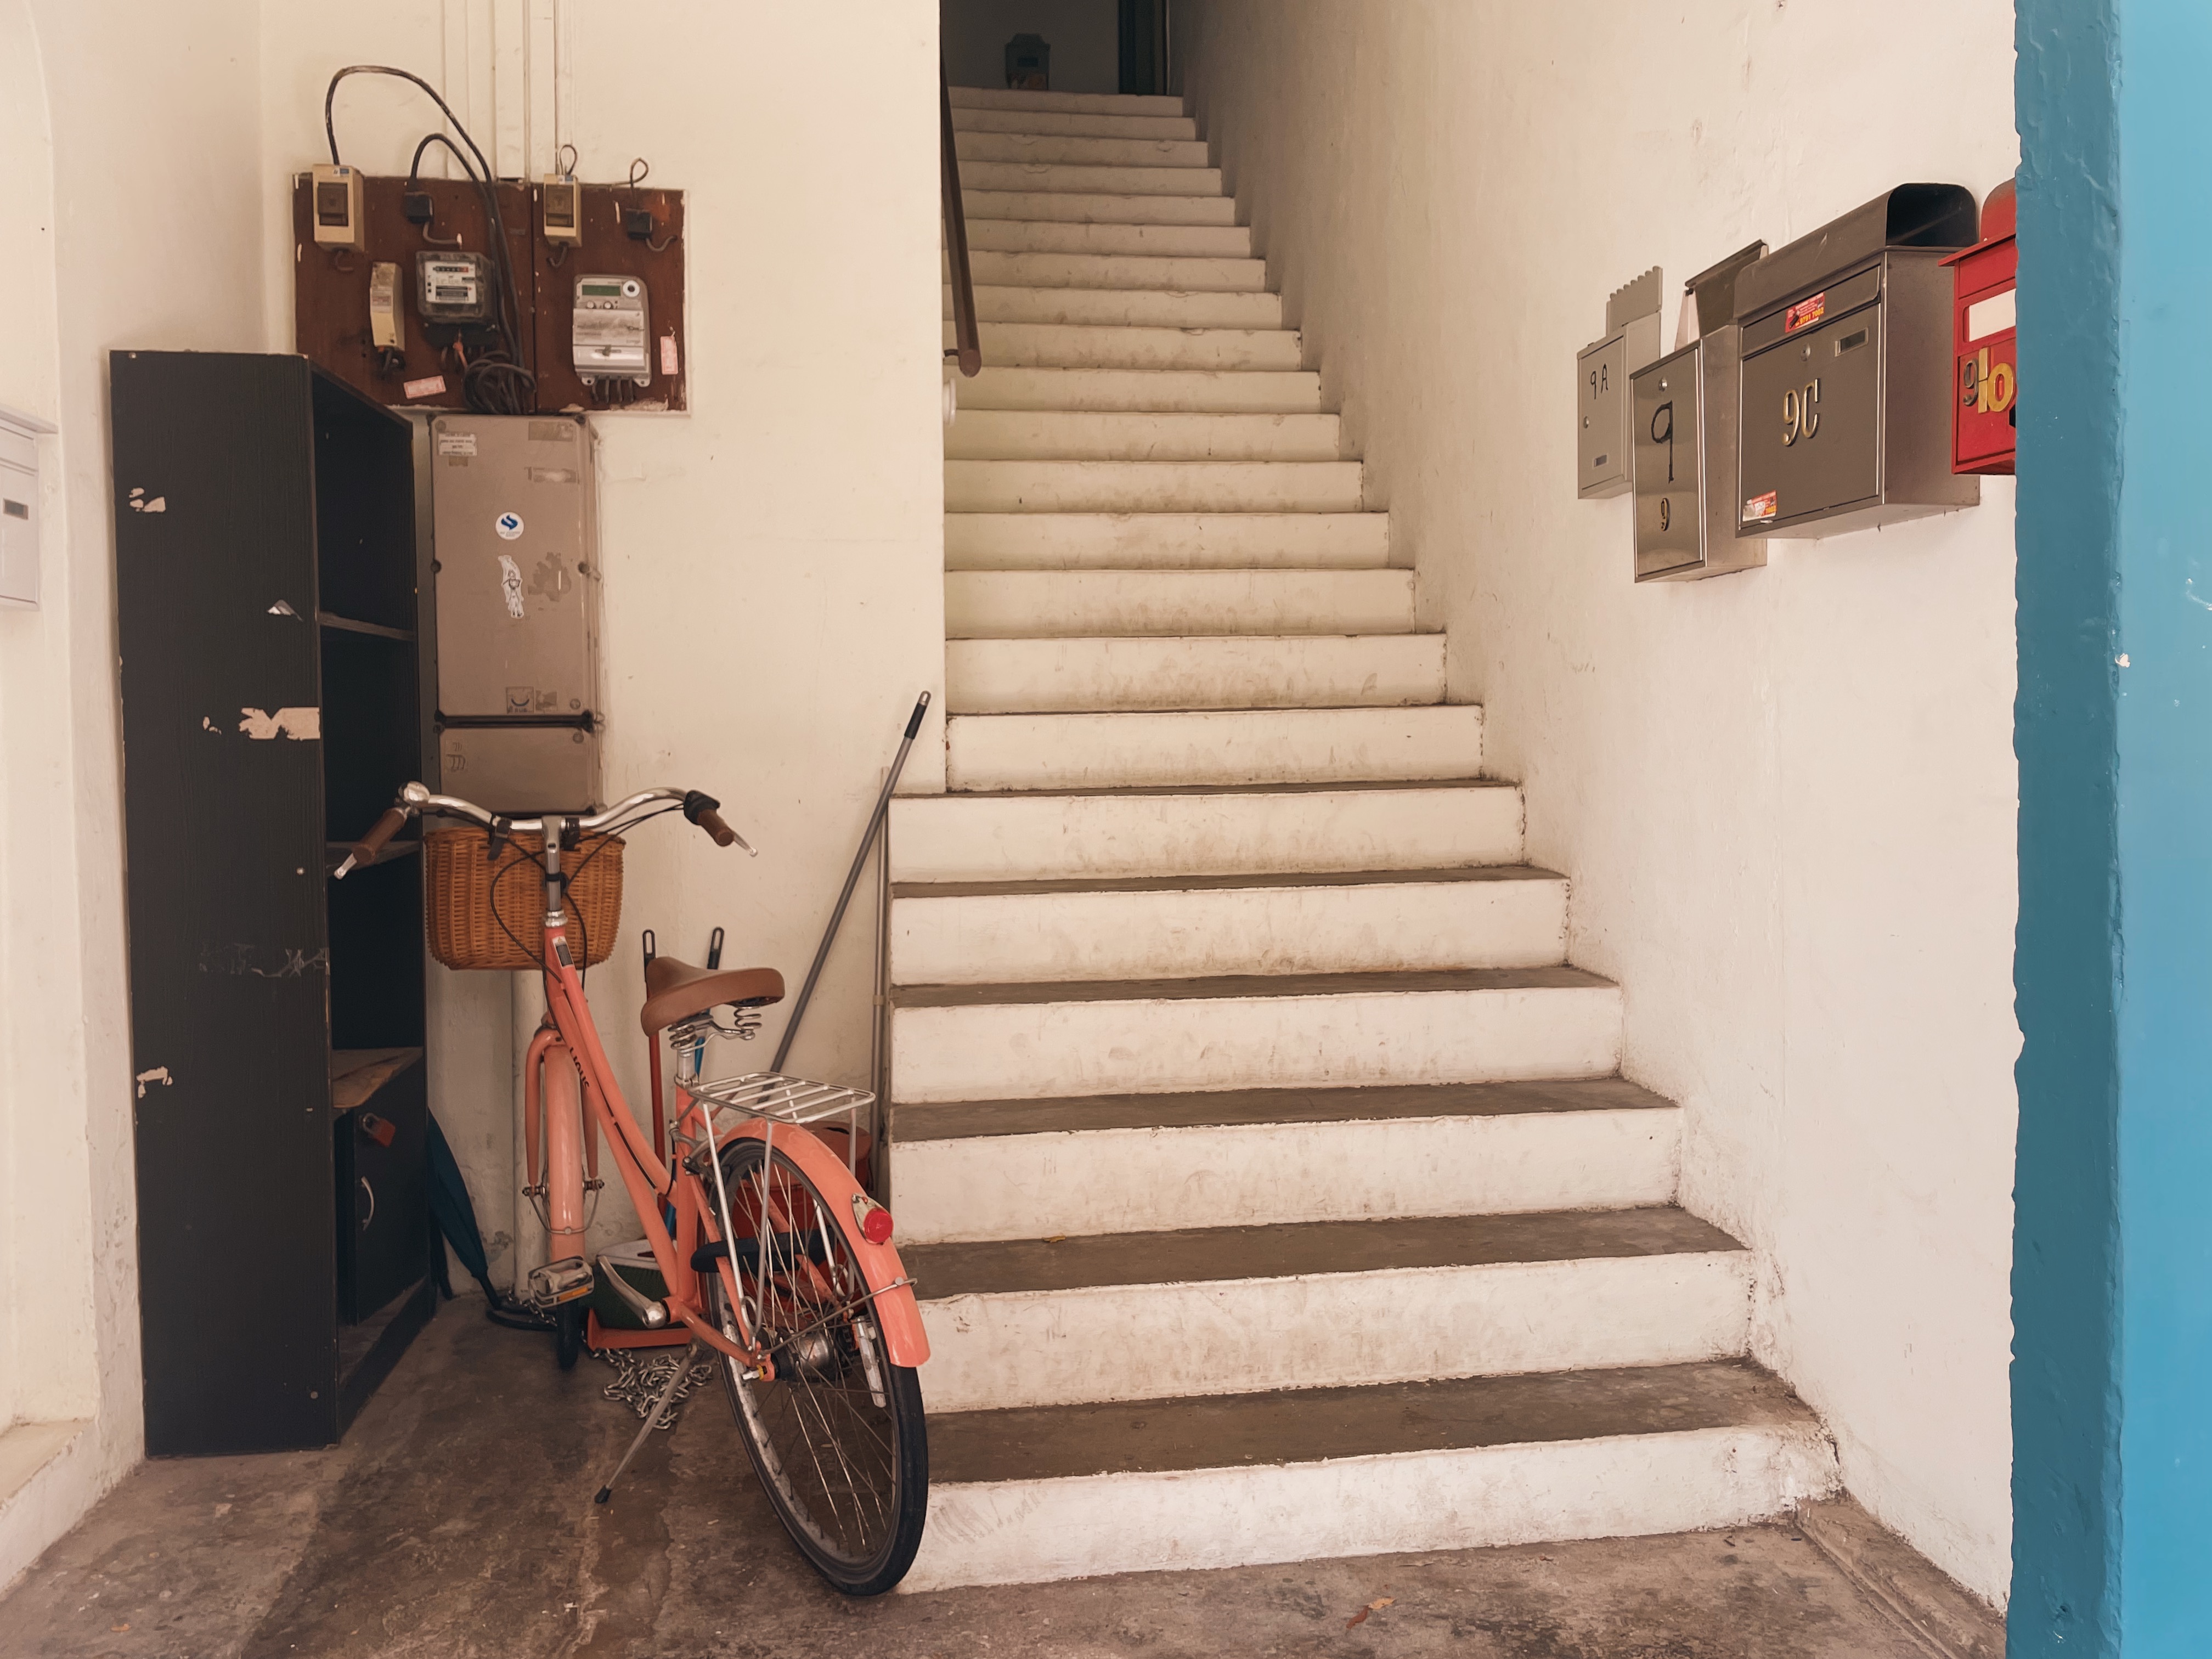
xmin=528 ymin=1256 xmax=596 ymax=1306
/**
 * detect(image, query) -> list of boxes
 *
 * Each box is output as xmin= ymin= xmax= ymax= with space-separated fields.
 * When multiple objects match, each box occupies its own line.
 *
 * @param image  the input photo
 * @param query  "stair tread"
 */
xmin=895 ymin=964 xmax=1613 ymax=1009
xmin=909 ymin=1205 xmax=1745 ymax=1300
xmin=894 ymin=862 xmax=1561 ymax=900
xmin=921 ymin=776 xmax=1509 ymax=799
xmin=891 ymin=1075 xmax=1668 ymax=1142
xmin=930 ymin=1359 xmax=1818 ymax=1485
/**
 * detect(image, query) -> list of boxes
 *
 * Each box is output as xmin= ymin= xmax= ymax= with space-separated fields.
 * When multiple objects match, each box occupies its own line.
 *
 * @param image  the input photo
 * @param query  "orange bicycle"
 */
xmin=338 ymin=781 xmax=930 ymax=1594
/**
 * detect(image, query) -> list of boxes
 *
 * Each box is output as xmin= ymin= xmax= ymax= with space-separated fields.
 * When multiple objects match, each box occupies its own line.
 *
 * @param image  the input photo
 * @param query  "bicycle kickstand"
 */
xmin=594 ymin=1337 xmax=704 ymax=1506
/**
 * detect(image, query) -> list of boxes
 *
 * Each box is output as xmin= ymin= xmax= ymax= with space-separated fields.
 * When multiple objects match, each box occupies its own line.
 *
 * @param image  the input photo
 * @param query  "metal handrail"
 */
xmin=940 ymin=63 xmax=981 ymax=377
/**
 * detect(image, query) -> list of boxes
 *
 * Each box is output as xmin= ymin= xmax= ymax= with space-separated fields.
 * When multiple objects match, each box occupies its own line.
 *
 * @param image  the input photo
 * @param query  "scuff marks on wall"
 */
xmin=125 ymin=486 xmax=166 ymax=513
xmin=134 ymin=1066 xmax=173 ymax=1098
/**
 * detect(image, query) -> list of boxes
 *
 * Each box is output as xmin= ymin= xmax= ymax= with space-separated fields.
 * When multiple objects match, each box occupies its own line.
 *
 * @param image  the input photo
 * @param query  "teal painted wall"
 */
xmin=2013 ymin=1 xmax=2212 ymax=1652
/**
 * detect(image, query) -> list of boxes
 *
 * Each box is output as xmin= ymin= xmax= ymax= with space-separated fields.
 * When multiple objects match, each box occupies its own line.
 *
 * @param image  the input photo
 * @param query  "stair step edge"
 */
xmin=888 ymin=1075 xmax=1669 ymax=1143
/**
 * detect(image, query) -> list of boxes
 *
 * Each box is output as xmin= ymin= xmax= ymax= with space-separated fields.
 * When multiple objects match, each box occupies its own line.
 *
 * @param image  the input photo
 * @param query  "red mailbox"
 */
xmin=1941 ymin=179 xmax=2017 ymax=475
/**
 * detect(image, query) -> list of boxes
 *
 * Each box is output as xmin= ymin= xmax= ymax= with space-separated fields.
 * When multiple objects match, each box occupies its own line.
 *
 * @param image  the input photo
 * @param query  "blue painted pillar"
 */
xmin=2013 ymin=2 xmax=2212 ymax=1654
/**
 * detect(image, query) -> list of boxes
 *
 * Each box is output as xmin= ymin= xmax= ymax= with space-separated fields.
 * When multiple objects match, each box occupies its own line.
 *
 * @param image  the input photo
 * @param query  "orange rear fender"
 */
xmin=730 ymin=1122 xmax=930 ymax=1369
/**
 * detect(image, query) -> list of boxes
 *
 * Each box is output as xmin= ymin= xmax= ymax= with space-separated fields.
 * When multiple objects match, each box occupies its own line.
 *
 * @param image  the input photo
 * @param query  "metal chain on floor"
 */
xmin=595 ymin=1346 xmax=718 ymax=1430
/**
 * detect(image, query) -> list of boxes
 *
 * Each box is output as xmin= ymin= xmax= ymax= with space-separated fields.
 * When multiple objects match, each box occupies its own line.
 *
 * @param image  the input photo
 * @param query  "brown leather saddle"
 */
xmin=639 ymin=955 xmax=785 ymax=1036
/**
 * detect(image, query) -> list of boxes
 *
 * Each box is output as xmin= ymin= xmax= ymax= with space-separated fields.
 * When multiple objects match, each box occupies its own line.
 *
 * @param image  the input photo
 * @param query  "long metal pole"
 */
xmin=771 ymin=691 xmax=930 ymax=1073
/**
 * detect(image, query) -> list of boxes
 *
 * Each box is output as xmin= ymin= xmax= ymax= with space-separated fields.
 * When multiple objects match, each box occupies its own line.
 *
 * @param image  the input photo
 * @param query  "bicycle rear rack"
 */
xmin=679 ymin=1071 xmax=875 ymax=1180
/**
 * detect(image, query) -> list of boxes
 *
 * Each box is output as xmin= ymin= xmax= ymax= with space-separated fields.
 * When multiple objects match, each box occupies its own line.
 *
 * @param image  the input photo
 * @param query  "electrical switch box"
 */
xmin=541 ymin=177 xmax=583 ymax=245
xmin=0 ymin=403 xmax=55 ymax=610
xmin=430 ymin=415 xmax=601 ymax=811
xmin=1733 ymin=185 xmax=1982 ymax=538
xmin=1630 ymin=242 xmax=1767 ymax=583
xmin=311 ymin=162 xmax=365 ymax=251
xmin=1577 ymin=268 xmax=1664 ymax=499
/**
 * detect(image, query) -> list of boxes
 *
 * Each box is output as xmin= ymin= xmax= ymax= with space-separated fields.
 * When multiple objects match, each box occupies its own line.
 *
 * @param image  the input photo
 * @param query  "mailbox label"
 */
xmin=1742 ymin=490 xmax=1778 ymax=523
xmin=1785 ymin=292 xmax=1827 ymax=333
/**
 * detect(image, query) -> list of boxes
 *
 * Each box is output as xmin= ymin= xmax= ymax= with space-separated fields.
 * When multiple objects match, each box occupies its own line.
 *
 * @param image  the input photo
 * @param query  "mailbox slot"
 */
xmin=1734 ymin=185 xmax=1980 ymax=539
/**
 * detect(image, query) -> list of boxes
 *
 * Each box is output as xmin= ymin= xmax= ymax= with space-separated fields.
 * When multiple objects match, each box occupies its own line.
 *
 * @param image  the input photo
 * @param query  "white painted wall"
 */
xmin=2 ymin=0 xmax=941 ymax=1588
xmin=258 ymin=3 xmax=946 ymax=1280
xmin=943 ymin=0 xmax=1118 ymax=94
xmin=1175 ymin=0 xmax=2019 ymax=1604
xmin=0 ymin=0 xmax=269 ymax=1592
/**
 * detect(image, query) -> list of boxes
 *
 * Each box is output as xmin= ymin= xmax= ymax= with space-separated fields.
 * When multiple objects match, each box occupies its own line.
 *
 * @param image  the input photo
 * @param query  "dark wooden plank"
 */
xmin=112 ymin=351 xmax=340 ymax=1455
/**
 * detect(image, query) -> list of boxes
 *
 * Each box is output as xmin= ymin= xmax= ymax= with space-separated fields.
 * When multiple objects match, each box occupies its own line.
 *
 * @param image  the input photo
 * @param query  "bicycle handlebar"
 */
xmin=347 ymin=805 xmax=413 ymax=871
xmin=333 ymin=781 xmax=753 ymax=878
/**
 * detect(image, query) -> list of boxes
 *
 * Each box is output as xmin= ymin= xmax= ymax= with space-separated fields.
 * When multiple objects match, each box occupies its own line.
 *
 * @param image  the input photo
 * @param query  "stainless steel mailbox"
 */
xmin=1576 ymin=268 xmax=1664 ymax=499
xmin=430 ymin=414 xmax=603 ymax=811
xmin=1733 ymin=185 xmax=1981 ymax=538
xmin=1631 ymin=242 xmax=1766 ymax=582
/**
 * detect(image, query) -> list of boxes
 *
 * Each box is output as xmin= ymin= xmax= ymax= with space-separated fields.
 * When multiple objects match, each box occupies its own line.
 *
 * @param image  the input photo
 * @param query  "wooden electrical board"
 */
xmin=531 ymin=184 xmax=687 ymax=414
xmin=291 ymin=176 xmax=686 ymax=415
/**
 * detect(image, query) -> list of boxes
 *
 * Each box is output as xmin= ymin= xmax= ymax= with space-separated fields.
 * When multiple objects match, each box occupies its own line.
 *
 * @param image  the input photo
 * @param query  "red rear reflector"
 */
xmin=854 ymin=1193 xmax=894 ymax=1245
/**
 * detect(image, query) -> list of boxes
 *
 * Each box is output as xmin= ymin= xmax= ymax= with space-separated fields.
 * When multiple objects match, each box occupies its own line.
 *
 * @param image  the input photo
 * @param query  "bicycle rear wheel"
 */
xmin=704 ymin=1137 xmax=927 ymax=1595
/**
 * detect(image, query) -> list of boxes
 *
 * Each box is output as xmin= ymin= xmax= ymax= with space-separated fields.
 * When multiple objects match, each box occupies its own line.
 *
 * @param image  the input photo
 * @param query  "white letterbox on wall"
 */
xmin=0 ymin=403 xmax=57 ymax=610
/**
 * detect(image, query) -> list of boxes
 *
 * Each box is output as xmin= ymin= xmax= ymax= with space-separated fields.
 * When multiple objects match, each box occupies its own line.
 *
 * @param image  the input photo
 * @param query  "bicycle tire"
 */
xmin=554 ymin=1301 xmax=586 ymax=1371
xmin=704 ymin=1138 xmax=928 ymax=1595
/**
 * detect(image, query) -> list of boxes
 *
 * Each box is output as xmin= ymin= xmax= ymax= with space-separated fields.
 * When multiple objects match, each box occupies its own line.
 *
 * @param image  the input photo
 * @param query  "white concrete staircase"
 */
xmin=891 ymin=83 xmax=1836 ymax=1592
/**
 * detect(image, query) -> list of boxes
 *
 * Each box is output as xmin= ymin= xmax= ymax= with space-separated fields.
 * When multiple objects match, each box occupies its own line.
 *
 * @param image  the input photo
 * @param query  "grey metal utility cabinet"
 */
xmin=1733 ymin=185 xmax=1981 ymax=539
xmin=1576 ymin=268 xmax=1664 ymax=500
xmin=1630 ymin=242 xmax=1769 ymax=582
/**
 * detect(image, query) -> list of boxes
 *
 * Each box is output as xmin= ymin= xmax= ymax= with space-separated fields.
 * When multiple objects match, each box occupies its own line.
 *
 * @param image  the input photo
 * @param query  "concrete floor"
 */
xmin=2 ymin=1298 xmax=2002 ymax=1658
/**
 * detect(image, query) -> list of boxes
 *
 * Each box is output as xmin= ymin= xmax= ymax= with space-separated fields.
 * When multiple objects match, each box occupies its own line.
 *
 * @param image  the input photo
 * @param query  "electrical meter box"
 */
xmin=0 ymin=403 xmax=54 ymax=610
xmin=1577 ymin=268 xmax=1664 ymax=499
xmin=1940 ymin=179 xmax=2017 ymax=476
xmin=1630 ymin=242 xmax=1767 ymax=582
xmin=573 ymin=275 xmax=651 ymax=387
xmin=1733 ymin=184 xmax=1982 ymax=539
xmin=430 ymin=415 xmax=602 ymax=811
xmin=416 ymin=252 xmax=495 ymax=324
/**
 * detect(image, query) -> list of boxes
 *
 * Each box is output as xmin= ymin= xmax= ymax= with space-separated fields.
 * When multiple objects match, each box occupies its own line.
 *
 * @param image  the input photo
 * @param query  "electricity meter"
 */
xmin=573 ymin=275 xmax=650 ymax=386
xmin=416 ymin=252 xmax=495 ymax=323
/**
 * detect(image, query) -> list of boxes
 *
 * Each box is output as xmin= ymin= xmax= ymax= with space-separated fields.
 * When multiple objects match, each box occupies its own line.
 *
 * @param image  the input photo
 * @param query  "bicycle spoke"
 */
xmin=708 ymin=1137 xmax=916 ymax=1578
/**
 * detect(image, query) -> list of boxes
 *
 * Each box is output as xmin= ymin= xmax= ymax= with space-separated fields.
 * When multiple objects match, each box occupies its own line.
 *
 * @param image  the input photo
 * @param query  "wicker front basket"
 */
xmin=424 ymin=826 xmax=624 ymax=971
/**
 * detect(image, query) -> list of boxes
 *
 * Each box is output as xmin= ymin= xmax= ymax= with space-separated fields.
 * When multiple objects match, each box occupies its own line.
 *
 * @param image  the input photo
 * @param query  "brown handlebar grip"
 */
xmin=696 ymin=806 xmax=737 ymax=848
xmin=351 ymin=805 xmax=412 ymax=868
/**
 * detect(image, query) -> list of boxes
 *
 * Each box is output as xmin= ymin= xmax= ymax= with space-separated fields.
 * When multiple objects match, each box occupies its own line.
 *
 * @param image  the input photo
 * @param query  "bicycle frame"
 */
xmin=526 ymin=834 xmax=930 ymax=1374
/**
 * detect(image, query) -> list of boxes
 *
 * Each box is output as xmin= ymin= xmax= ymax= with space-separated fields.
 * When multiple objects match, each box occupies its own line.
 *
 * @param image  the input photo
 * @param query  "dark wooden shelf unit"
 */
xmin=112 ymin=351 xmax=436 ymax=1457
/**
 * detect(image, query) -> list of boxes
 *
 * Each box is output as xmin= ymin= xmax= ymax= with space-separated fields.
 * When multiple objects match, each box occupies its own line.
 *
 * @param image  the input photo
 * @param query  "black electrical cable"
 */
xmin=325 ymin=64 xmax=536 ymax=416
xmin=407 ymin=131 xmax=478 ymax=188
